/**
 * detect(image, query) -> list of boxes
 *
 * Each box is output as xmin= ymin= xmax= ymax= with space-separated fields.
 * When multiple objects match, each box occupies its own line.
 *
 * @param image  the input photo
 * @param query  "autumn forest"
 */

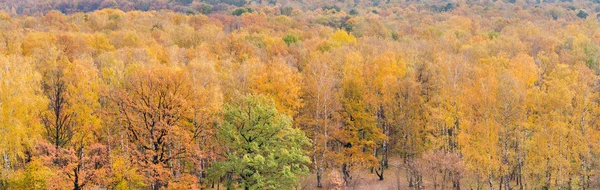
xmin=1 ymin=0 xmax=600 ymax=189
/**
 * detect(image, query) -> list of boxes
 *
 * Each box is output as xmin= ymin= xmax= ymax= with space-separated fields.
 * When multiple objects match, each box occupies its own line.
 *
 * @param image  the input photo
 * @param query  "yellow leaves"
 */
xmin=169 ymin=24 xmax=201 ymax=48
xmin=96 ymin=52 xmax=125 ymax=87
xmin=42 ymin=11 xmax=72 ymax=31
xmin=340 ymin=52 xmax=368 ymax=105
xmin=87 ymin=34 xmax=115 ymax=53
xmin=7 ymin=159 xmax=54 ymax=190
xmin=263 ymin=37 xmax=287 ymax=57
xmin=111 ymin=156 xmax=146 ymax=190
xmin=187 ymin=58 xmax=223 ymax=124
xmin=345 ymin=16 xmax=362 ymax=27
xmin=520 ymin=60 xmax=594 ymax=188
xmin=241 ymin=12 xmax=268 ymax=27
xmin=196 ymin=24 xmax=225 ymax=48
xmin=446 ymin=16 xmax=472 ymax=32
xmin=316 ymin=29 xmax=356 ymax=52
xmin=110 ymin=30 xmax=141 ymax=48
xmin=271 ymin=15 xmax=296 ymax=29
xmin=146 ymin=45 xmax=169 ymax=64
xmin=341 ymin=51 xmax=365 ymax=81
xmin=22 ymin=32 xmax=57 ymax=56
xmin=0 ymin=11 xmax=10 ymax=21
xmin=330 ymin=29 xmax=356 ymax=44
xmin=477 ymin=56 xmax=509 ymax=75
xmin=334 ymin=50 xmax=385 ymax=172
xmin=363 ymin=51 xmax=408 ymax=123
xmin=370 ymin=52 xmax=407 ymax=94
xmin=250 ymin=61 xmax=303 ymax=116
xmin=4 ymin=5 xmax=600 ymax=189
xmin=543 ymin=64 xmax=577 ymax=109
xmin=172 ymin=14 xmax=184 ymax=25
xmin=65 ymin=57 xmax=102 ymax=137
xmin=34 ymin=54 xmax=102 ymax=148
xmin=509 ymin=54 xmax=539 ymax=87
xmin=0 ymin=55 xmax=46 ymax=166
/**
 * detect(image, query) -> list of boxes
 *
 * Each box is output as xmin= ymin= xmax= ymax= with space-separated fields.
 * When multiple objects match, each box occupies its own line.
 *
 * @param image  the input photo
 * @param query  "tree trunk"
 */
xmin=417 ymin=174 xmax=423 ymax=190
xmin=453 ymin=172 xmax=461 ymax=190
xmin=489 ymin=173 xmax=494 ymax=190
xmin=317 ymin=172 xmax=323 ymax=188
xmin=73 ymin=166 xmax=81 ymax=190
xmin=409 ymin=169 xmax=414 ymax=188
xmin=313 ymin=124 xmax=323 ymax=188
xmin=2 ymin=154 xmax=9 ymax=175
xmin=342 ymin=163 xmax=351 ymax=183
xmin=376 ymin=165 xmax=384 ymax=180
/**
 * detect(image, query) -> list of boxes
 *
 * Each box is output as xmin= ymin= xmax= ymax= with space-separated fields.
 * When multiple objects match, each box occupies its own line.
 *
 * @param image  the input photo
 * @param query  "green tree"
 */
xmin=282 ymin=34 xmax=298 ymax=46
xmin=232 ymin=8 xmax=253 ymax=16
xmin=212 ymin=95 xmax=310 ymax=190
xmin=577 ymin=10 xmax=588 ymax=19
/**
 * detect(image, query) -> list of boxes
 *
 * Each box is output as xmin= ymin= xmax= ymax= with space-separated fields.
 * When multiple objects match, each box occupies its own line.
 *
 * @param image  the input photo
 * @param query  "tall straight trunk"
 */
xmin=518 ymin=155 xmax=524 ymax=190
xmin=502 ymin=125 xmax=510 ymax=190
xmin=313 ymin=127 xmax=322 ymax=187
xmin=580 ymin=108 xmax=590 ymax=190
xmin=408 ymin=164 xmax=414 ymax=188
xmin=2 ymin=154 xmax=9 ymax=176
xmin=417 ymin=173 xmax=423 ymax=190
xmin=377 ymin=105 xmax=389 ymax=168
xmin=518 ymin=131 xmax=524 ymax=190
xmin=489 ymin=172 xmax=494 ymax=190
xmin=320 ymin=96 xmax=330 ymax=188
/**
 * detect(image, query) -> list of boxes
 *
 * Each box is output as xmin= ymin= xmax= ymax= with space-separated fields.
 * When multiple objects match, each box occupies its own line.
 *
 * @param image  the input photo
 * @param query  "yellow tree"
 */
xmin=298 ymin=52 xmax=340 ymax=188
xmin=364 ymin=52 xmax=406 ymax=180
xmin=569 ymin=63 xmax=600 ymax=189
xmin=430 ymin=52 xmax=469 ymax=153
xmin=394 ymin=70 xmax=430 ymax=188
xmin=525 ymin=62 xmax=576 ymax=189
xmin=36 ymin=56 xmax=104 ymax=190
xmin=39 ymin=56 xmax=100 ymax=150
xmin=333 ymin=51 xmax=385 ymax=183
xmin=502 ymin=53 xmax=539 ymax=190
xmin=0 ymin=55 xmax=46 ymax=184
xmin=249 ymin=60 xmax=303 ymax=117
xmin=460 ymin=57 xmax=501 ymax=190
xmin=186 ymin=58 xmax=223 ymax=185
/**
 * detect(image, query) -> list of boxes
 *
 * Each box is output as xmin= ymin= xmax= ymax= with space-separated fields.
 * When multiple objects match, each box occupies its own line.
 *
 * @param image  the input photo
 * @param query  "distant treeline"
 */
xmin=3 ymin=0 xmax=600 ymax=16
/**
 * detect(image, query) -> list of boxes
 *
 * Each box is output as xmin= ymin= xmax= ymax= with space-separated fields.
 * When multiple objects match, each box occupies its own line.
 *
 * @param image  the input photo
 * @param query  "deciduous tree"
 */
xmin=212 ymin=95 xmax=311 ymax=190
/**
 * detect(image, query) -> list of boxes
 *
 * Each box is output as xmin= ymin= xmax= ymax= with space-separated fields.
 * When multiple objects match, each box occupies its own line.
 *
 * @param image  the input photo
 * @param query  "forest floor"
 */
xmin=297 ymin=159 xmax=433 ymax=190
xmin=205 ymin=158 xmax=448 ymax=190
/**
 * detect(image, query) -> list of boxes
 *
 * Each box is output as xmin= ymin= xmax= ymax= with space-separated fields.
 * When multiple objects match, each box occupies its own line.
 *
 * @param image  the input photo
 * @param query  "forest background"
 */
xmin=2 ymin=0 xmax=600 ymax=189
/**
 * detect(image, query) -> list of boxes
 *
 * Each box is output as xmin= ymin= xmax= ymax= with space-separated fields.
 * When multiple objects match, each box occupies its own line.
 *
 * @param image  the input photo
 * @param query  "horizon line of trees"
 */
xmin=2 ymin=0 xmax=600 ymax=17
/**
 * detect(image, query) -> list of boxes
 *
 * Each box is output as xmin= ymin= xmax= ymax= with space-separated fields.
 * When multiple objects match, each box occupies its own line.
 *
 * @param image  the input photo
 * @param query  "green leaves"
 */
xmin=232 ymin=8 xmax=254 ymax=16
xmin=282 ymin=34 xmax=298 ymax=46
xmin=214 ymin=95 xmax=310 ymax=190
